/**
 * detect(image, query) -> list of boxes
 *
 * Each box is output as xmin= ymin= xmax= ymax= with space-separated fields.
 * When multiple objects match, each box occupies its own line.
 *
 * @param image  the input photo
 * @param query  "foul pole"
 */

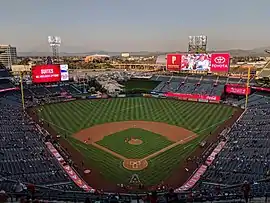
xmin=20 ymin=71 xmax=25 ymax=110
xmin=244 ymin=66 xmax=251 ymax=109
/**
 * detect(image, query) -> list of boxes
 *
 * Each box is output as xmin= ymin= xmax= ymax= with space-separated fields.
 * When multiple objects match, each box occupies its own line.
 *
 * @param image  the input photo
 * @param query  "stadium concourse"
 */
xmin=1 ymin=68 xmax=270 ymax=202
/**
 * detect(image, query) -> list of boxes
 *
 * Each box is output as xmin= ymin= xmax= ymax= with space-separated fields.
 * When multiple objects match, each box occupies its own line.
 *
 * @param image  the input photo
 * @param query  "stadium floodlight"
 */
xmin=48 ymin=36 xmax=61 ymax=63
xmin=188 ymin=35 xmax=207 ymax=53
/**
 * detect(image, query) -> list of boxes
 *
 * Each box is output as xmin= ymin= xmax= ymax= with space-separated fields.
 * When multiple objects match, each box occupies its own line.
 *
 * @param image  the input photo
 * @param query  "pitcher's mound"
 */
xmin=128 ymin=138 xmax=143 ymax=145
xmin=123 ymin=159 xmax=148 ymax=171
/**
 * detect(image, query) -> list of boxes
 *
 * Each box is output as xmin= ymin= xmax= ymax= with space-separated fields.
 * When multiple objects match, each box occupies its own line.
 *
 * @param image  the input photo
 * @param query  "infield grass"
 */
xmin=96 ymin=128 xmax=174 ymax=159
xmin=37 ymin=97 xmax=236 ymax=186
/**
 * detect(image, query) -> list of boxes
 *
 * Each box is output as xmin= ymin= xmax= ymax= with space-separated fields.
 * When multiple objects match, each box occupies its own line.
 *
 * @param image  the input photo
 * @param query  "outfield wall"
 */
xmin=73 ymin=92 xmax=221 ymax=104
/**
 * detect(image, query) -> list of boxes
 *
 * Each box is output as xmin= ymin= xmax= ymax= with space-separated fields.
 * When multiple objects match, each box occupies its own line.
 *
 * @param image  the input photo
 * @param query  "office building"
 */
xmin=0 ymin=45 xmax=17 ymax=69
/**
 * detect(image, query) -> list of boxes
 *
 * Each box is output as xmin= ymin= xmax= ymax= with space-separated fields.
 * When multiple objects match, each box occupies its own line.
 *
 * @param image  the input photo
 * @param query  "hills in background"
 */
xmin=18 ymin=46 xmax=270 ymax=57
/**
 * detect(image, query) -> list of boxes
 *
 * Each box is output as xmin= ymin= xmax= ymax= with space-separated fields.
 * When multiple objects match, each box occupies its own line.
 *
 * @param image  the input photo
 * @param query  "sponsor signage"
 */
xmin=0 ymin=87 xmax=19 ymax=93
xmin=175 ymin=141 xmax=226 ymax=192
xmin=225 ymin=84 xmax=251 ymax=95
xmin=166 ymin=54 xmax=182 ymax=71
xmin=32 ymin=65 xmax=61 ymax=83
xmin=32 ymin=64 xmax=69 ymax=83
xmin=175 ymin=165 xmax=208 ymax=192
xmin=45 ymin=142 xmax=94 ymax=192
xmin=165 ymin=92 xmax=221 ymax=102
xmin=60 ymin=64 xmax=69 ymax=81
xmin=166 ymin=53 xmax=230 ymax=72
xmin=210 ymin=53 xmax=230 ymax=72
xmin=252 ymin=87 xmax=270 ymax=92
xmin=206 ymin=141 xmax=226 ymax=166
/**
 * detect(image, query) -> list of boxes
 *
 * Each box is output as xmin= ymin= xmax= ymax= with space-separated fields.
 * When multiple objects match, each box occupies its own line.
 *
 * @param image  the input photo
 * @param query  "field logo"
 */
xmin=129 ymin=174 xmax=141 ymax=184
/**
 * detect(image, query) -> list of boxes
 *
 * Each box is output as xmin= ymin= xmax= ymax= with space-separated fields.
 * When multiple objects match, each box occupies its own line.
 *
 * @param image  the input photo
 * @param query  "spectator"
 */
xmin=165 ymin=188 xmax=178 ymax=203
xmin=242 ymin=181 xmax=251 ymax=203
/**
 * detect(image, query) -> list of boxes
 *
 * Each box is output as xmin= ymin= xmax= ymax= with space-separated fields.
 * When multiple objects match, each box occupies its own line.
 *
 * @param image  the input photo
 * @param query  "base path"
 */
xmin=73 ymin=121 xmax=195 ymax=143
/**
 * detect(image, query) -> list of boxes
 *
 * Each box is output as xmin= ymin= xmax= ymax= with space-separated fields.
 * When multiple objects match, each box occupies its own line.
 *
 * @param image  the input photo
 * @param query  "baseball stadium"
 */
xmin=33 ymin=96 xmax=239 ymax=189
xmin=1 ymin=51 xmax=270 ymax=202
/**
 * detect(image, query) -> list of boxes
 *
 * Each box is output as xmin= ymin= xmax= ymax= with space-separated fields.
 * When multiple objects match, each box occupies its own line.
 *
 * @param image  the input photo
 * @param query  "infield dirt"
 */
xmin=72 ymin=121 xmax=195 ymax=143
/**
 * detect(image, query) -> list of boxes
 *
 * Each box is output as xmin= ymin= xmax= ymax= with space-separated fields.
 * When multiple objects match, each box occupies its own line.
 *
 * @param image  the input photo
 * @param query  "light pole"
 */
xmin=48 ymin=36 xmax=61 ymax=64
xmin=20 ymin=71 xmax=25 ymax=110
xmin=244 ymin=66 xmax=251 ymax=109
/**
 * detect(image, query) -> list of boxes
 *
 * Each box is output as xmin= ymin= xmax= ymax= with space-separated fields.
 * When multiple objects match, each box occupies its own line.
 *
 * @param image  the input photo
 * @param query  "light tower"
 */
xmin=188 ymin=35 xmax=207 ymax=53
xmin=48 ymin=36 xmax=61 ymax=63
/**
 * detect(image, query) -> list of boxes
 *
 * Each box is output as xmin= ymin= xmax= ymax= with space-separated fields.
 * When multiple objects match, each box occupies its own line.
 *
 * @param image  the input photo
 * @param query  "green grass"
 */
xmin=37 ymin=97 xmax=236 ymax=186
xmin=96 ymin=128 xmax=174 ymax=159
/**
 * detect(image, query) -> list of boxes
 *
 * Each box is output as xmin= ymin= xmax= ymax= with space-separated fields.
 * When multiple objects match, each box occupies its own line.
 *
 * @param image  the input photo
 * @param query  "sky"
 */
xmin=1 ymin=0 xmax=270 ymax=52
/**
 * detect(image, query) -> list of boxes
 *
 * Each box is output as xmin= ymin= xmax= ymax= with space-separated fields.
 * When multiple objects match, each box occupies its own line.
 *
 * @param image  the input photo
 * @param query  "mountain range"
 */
xmin=18 ymin=47 xmax=270 ymax=57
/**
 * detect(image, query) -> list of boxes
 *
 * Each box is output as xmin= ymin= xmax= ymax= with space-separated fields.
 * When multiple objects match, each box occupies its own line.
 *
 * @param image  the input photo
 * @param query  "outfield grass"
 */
xmin=96 ymin=128 xmax=174 ymax=159
xmin=37 ymin=97 xmax=236 ymax=186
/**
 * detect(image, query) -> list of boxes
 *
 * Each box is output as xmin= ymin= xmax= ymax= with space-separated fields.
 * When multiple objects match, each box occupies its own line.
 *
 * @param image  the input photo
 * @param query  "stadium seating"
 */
xmin=0 ymin=94 xmax=81 ymax=193
xmin=152 ymin=76 xmax=225 ymax=97
xmin=196 ymin=94 xmax=270 ymax=197
xmin=0 ymin=68 xmax=15 ymax=91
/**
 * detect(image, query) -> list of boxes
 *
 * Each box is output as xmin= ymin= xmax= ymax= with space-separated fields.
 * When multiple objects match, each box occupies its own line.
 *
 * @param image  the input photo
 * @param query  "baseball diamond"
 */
xmin=36 ymin=97 xmax=239 ymax=189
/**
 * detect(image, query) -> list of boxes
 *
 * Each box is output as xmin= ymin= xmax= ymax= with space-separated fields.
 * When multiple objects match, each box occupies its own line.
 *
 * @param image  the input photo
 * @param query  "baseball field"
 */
xmin=36 ymin=97 xmax=236 ymax=188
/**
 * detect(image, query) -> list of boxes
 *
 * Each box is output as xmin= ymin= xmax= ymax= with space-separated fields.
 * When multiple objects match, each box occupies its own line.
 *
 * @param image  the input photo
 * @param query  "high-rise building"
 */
xmin=0 ymin=45 xmax=17 ymax=69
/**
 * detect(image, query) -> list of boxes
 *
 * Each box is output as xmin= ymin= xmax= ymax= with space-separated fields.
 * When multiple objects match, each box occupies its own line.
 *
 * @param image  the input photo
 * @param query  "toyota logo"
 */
xmin=214 ymin=56 xmax=226 ymax=64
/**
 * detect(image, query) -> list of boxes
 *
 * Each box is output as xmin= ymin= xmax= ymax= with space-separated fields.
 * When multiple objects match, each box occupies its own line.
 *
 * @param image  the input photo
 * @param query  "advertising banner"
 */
xmin=252 ymin=87 xmax=270 ymax=92
xmin=166 ymin=54 xmax=182 ymax=71
xmin=225 ymin=84 xmax=251 ymax=95
xmin=60 ymin=64 xmax=69 ymax=81
xmin=210 ymin=53 xmax=230 ymax=72
xmin=206 ymin=141 xmax=226 ymax=166
xmin=175 ymin=164 xmax=208 ymax=192
xmin=32 ymin=65 xmax=61 ymax=83
xmin=166 ymin=53 xmax=230 ymax=72
xmin=45 ymin=142 xmax=94 ymax=192
xmin=0 ymin=87 xmax=19 ymax=93
xmin=165 ymin=92 xmax=221 ymax=102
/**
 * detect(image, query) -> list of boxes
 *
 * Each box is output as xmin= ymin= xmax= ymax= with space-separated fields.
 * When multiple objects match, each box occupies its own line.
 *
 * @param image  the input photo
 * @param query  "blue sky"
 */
xmin=1 ymin=0 xmax=270 ymax=52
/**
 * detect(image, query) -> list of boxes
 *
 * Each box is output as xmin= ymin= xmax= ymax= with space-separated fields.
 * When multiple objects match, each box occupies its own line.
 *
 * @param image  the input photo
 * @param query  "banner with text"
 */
xmin=45 ymin=142 xmax=94 ymax=192
xmin=225 ymin=84 xmax=251 ymax=95
xmin=165 ymin=92 xmax=221 ymax=102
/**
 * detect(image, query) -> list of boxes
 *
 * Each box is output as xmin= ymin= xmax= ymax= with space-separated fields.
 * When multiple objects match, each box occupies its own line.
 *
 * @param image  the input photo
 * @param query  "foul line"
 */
xmin=141 ymin=134 xmax=196 ymax=161
xmin=91 ymin=142 xmax=126 ymax=160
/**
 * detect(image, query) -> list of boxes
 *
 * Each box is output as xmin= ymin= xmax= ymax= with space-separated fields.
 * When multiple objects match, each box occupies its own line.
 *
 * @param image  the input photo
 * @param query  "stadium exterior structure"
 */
xmin=84 ymin=54 xmax=110 ymax=63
